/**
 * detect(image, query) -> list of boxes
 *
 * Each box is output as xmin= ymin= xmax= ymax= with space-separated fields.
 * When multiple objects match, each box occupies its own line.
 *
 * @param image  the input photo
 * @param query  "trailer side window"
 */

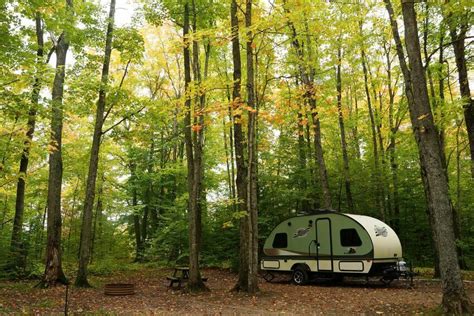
xmin=272 ymin=233 xmax=288 ymax=248
xmin=340 ymin=229 xmax=362 ymax=247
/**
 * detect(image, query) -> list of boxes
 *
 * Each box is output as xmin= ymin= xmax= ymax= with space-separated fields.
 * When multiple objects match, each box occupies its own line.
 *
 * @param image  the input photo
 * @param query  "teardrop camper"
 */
xmin=260 ymin=210 xmax=408 ymax=284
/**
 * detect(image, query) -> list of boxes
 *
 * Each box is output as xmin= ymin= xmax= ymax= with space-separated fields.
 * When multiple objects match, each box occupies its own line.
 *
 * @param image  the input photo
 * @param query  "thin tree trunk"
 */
xmin=90 ymin=178 xmax=103 ymax=265
xmin=454 ymin=120 xmax=467 ymax=269
xmin=223 ymin=116 xmax=234 ymax=207
xmin=351 ymin=86 xmax=361 ymax=159
xmin=297 ymin=103 xmax=307 ymax=211
xmin=39 ymin=1 xmax=73 ymax=288
xmin=423 ymin=5 xmax=447 ymax=170
xmin=35 ymin=204 xmax=47 ymax=260
xmin=383 ymin=42 xmax=400 ymax=233
xmin=147 ymin=138 xmax=158 ymax=236
xmin=129 ymin=161 xmax=143 ymax=262
xmin=245 ymin=0 xmax=259 ymax=294
xmin=230 ymin=0 xmax=249 ymax=292
xmin=11 ymin=12 xmax=44 ymax=270
xmin=284 ymin=2 xmax=331 ymax=209
xmin=423 ymin=3 xmax=437 ymax=107
xmin=66 ymin=180 xmax=79 ymax=255
xmin=183 ymin=0 xmax=207 ymax=292
xmin=336 ymin=44 xmax=354 ymax=212
xmin=359 ymin=23 xmax=384 ymax=220
xmin=446 ymin=4 xmax=474 ymax=177
xmin=76 ymin=0 xmax=115 ymax=287
xmin=438 ymin=26 xmax=446 ymax=151
xmin=386 ymin=1 xmax=471 ymax=312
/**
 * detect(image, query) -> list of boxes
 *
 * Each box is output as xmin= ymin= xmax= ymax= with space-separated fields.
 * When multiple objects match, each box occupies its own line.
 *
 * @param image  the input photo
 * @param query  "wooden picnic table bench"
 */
xmin=167 ymin=267 xmax=207 ymax=288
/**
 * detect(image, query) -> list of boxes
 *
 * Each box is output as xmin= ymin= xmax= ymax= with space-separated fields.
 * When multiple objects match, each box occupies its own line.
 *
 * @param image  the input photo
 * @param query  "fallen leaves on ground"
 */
xmin=0 ymin=267 xmax=473 ymax=315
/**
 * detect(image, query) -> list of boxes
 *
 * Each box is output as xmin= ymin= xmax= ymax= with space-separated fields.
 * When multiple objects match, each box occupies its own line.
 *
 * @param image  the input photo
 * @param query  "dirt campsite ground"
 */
xmin=1 ymin=267 xmax=473 ymax=315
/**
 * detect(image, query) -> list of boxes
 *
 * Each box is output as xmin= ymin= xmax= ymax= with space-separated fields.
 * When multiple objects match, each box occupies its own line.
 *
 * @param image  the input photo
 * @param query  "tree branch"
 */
xmin=0 ymin=79 xmax=20 ymax=87
xmin=103 ymin=60 xmax=131 ymax=123
xmin=424 ymin=36 xmax=474 ymax=68
xmin=101 ymin=105 xmax=146 ymax=135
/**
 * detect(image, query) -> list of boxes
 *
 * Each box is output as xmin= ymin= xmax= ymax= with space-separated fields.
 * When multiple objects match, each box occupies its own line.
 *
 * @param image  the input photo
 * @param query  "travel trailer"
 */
xmin=260 ymin=210 xmax=410 ymax=285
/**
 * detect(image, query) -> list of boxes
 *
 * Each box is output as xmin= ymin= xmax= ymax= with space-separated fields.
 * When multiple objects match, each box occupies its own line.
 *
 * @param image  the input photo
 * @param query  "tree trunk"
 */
xmin=90 ymin=177 xmax=103 ymax=265
xmin=438 ymin=26 xmax=446 ymax=152
xmin=297 ymin=103 xmax=308 ymax=211
xmin=359 ymin=23 xmax=384 ymax=220
xmin=245 ymin=0 xmax=259 ymax=294
xmin=75 ymin=0 xmax=115 ymax=287
xmin=350 ymin=86 xmax=361 ymax=159
xmin=284 ymin=2 xmax=331 ymax=209
xmin=130 ymin=161 xmax=143 ymax=262
xmin=11 ymin=12 xmax=44 ymax=270
xmin=39 ymin=0 xmax=73 ymax=287
xmin=383 ymin=42 xmax=400 ymax=233
xmin=230 ymin=0 xmax=249 ymax=292
xmin=223 ymin=115 xmax=234 ymax=208
xmin=390 ymin=1 xmax=471 ymax=313
xmin=336 ymin=44 xmax=354 ymax=212
xmin=446 ymin=5 xmax=474 ymax=177
xmin=183 ymin=1 xmax=207 ymax=292
xmin=149 ymin=138 xmax=159 ymax=235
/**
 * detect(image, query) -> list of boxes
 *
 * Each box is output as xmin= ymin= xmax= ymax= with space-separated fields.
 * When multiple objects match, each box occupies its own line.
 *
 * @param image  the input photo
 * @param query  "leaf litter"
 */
xmin=0 ymin=267 xmax=472 ymax=314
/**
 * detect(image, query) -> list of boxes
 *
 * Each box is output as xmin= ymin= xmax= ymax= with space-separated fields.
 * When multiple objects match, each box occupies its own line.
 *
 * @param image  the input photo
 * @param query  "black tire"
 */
xmin=292 ymin=268 xmax=308 ymax=285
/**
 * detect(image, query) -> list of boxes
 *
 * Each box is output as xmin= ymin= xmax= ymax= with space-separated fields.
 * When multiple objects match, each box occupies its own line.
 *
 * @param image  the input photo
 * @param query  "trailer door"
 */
xmin=316 ymin=218 xmax=333 ymax=272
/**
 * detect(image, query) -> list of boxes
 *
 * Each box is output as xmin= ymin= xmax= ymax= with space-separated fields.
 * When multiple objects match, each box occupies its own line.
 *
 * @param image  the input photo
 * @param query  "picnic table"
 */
xmin=166 ymin=267 xmax=207 ymax=288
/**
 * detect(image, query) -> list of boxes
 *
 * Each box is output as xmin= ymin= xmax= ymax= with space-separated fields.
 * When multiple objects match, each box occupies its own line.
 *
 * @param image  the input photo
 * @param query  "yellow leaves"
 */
xmin=244 ymin=105 xmax=257 ymax=113
xmin=325 ymin=96 xmax=334 ymax=105
xmin=222 ymin=221 xmax=234 ymax=229
xmin=417 ymin=113 xmax=429 ymax=121
xmin=299 ymin=118 xmax=308 ymax=126
xmin=47 ymin=141 xmax=59 ymax=154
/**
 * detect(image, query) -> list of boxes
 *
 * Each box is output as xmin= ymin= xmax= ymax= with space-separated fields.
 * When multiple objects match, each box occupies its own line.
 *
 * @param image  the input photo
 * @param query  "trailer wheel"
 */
xmin=292 ymin=268 xmax=308 ymax=285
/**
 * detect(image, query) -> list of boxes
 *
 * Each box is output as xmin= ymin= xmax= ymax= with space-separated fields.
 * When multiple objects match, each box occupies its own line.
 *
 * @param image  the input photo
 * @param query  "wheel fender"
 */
xmin=291 ymin=263 xmax=310 ymax=272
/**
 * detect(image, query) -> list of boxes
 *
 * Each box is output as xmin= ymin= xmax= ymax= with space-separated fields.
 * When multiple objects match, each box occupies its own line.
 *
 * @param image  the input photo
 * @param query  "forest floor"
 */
xmin=0 ymin=267 xmax=473 ymax=315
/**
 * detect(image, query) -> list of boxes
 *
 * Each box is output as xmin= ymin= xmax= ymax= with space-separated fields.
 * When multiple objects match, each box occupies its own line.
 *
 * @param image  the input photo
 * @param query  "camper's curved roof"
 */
xmin=345 ymin=214 xmax=402 ymax=260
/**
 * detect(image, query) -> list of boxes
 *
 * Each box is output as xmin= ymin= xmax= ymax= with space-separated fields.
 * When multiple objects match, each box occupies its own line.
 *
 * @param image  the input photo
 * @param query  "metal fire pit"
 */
xmin=104 ymin=283 xmax=135 ymax=296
